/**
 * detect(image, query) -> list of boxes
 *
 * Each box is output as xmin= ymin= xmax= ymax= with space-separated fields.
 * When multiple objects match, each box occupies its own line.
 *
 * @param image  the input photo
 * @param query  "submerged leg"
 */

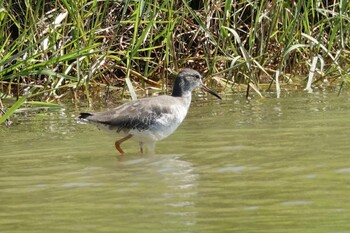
xmin=115 ymin=134 xmax=132 ymax=155
xmin=145 ymin=142 xmax=156 ymax=155
xmin=139 ymin=142 xmax=144 ymax=154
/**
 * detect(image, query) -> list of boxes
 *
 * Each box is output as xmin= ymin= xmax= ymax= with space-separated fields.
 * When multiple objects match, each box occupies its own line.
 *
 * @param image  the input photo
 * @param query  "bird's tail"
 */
xmin=78 ymin=112 xmax=93 ymax=119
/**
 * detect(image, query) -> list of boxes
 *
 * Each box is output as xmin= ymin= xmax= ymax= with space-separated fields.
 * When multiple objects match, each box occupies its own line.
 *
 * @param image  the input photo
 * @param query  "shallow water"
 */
xmin=1 ymin=91 xmax=350 ymax=232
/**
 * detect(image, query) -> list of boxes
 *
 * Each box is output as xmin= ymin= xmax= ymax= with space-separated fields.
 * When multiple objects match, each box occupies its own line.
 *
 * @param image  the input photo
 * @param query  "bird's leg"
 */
xmin=145 ymin=143 xmax=156 ymax=155
xmin=115 ymin=134 xmax=132 ymax=155
xmin=139 ymin=142 xmax=144 ymax=154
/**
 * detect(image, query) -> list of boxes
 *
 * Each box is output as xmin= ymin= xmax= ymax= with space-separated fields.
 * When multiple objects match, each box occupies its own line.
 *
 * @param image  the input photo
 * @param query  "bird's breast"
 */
xmin=130 ymin=101 xmax=189 ymax=142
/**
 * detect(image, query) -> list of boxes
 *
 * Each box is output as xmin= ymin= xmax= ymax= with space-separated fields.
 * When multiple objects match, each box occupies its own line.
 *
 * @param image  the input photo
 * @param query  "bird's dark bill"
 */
xmin=201 ymin=84 xmax=222 ymax=99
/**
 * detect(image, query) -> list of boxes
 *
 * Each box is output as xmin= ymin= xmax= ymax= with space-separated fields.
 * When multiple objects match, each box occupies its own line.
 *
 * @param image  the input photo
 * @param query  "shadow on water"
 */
xmin=1 ymin=91 xmax=350 ymax=232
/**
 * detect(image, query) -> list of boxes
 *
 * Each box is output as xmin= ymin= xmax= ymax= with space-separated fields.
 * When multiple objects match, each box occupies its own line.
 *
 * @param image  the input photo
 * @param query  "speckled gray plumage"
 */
xmin=78 ymin=68 xmax=221 ymax=154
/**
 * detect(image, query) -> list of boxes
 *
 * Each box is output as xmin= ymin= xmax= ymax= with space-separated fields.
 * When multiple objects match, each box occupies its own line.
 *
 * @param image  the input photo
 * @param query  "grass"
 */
xmin=0 ymin=0 xmax=350 ymax=124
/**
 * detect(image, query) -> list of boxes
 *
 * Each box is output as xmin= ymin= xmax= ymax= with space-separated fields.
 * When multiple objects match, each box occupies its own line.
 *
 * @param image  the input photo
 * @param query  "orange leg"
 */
xmin=115 ymin=134 xmax=132 ymax=155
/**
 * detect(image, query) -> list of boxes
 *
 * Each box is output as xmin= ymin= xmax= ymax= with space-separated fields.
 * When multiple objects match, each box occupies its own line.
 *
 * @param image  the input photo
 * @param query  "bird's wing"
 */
xmin=84 ymin=97 xmax=174 ymax=132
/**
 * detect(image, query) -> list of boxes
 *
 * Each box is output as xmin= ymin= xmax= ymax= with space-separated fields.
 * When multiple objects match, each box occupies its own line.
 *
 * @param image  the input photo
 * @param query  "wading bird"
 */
xmin=78 ymin=68 xmax=221 ymax=155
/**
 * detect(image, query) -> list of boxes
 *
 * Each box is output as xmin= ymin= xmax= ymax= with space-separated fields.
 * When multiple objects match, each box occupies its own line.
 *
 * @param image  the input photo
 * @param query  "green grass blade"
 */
xmin=182 ymin=0 xmax=218 ymax=46
xmin=26 ymin=101 xmax=62 ymax=108
xmin=0 ymin=96 xmax=27 ymax=125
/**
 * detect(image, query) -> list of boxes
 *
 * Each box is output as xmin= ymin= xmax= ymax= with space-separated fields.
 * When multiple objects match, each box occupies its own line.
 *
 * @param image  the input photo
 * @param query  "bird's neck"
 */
xmin=171 ymin=91 xmax=192 ymax=109
xmin=171 ymin=77 xmax=191 ymax=97
xmin=171 ymin=77 xmax=192 ymax=108
xmin=171 ymin=88 xmax=191 ymax=98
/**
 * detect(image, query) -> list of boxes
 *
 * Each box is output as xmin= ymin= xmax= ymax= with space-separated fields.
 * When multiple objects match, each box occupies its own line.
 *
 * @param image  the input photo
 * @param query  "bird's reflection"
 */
xmin=116 ymin=153 xmax=199 ymax=226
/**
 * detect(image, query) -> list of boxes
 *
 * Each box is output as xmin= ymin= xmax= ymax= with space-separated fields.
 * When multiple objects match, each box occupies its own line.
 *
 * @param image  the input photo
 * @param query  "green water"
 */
xmin=1 ymin=91 xmax=350 ymax=232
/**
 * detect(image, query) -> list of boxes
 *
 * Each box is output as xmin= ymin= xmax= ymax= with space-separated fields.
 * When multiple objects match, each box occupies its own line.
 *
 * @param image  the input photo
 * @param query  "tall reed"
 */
xmin=1 ymin=0 xmax=349 ymax=123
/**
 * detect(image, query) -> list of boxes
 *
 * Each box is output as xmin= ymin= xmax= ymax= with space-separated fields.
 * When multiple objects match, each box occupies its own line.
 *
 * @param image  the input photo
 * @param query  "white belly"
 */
xmin=130 ymin=104 xmax=188 ymax=143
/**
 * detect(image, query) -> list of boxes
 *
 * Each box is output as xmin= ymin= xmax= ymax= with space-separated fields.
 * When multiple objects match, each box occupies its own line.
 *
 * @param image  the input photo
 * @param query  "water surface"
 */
xmin=1 ymin=91 xmax=350 ymax=232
